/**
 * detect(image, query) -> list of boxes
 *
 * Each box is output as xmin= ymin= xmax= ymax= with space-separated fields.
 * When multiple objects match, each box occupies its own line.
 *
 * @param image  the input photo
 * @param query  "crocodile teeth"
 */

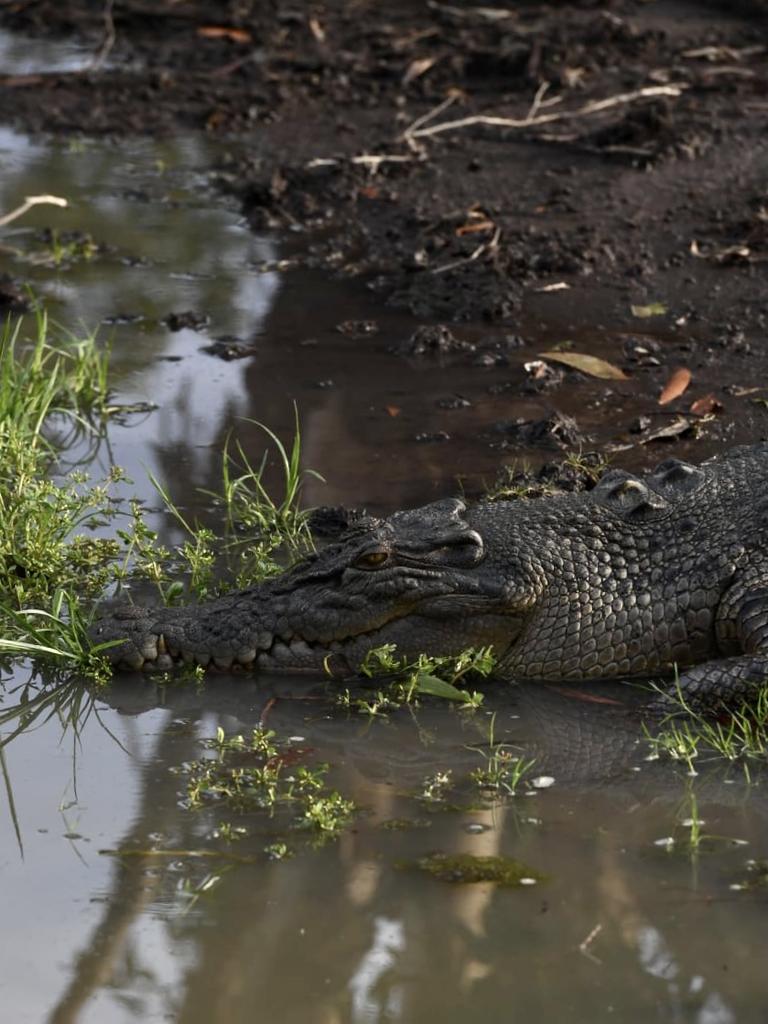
xmin=236 ymin=649 xmax=257 ymax=665
xmin=181 ymin=650 xmax=195 ymax=665
xmin=256 ymin=653 xmax=271 ymax=670
xmin=155 ymin=654 xmax=173 ymax=671
xmin=157 ymin=634 xmax=167 ymax=655
xmin=140 ymin=637 xmax=158 ymax=661
xmin=257 ymin=631 xmax=273 ymax=650
xmin=194 ymin=652 xmax=211 ymax=668
xmin=214 ymin=655 xmax=234 ymax=670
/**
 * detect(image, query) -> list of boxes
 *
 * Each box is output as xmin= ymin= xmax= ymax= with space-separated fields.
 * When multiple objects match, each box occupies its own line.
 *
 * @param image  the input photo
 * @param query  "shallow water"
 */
xmin=1 ymin=116 xmax=767 ymax=1024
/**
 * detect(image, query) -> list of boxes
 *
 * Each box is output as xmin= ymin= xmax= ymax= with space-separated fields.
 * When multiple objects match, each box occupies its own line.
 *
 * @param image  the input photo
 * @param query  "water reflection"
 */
xmin=3 ymin=677 xmax=759 ymax=1024
xmin=0 ymin=30 xmax=92 ymax=75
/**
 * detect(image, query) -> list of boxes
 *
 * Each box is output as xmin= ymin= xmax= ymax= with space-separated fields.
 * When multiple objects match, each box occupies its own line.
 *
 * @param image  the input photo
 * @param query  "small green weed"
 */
xmin=208 ymin=407 xmax=321 ymax=586
xmin=469 ymin=713 xmax=536 ymax=795
xmin=340 ymin=643 xmax=494 ymax=715
xmin=654 ymin=778 xmax=749 ymax=859
xmin=183 ymin=726 xmax=355 ymax=838
xmin=36 ymin=228 xmax=99 ymax=268
xmin=419 ymin=770 xmax=453 ymax=804
xmin=645 ymin=679 xmax=768 ymax=777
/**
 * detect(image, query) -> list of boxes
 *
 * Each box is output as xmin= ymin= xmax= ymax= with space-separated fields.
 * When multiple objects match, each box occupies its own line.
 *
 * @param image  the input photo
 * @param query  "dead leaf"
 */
xmin=403 ymin=56 xmax=437 ymax=86
xmin=455 ymin=220 xmax=495 ymax=236
xmin=358 ymin=186 xmax=380 ymax=199
xmin=385 ymin=405 xmax=401 ymax=418
xmin=308 ymin=17 xmax=326 ymax=42
xmin=689 ymin=393 xmax=722 ymax=415
xmin=631 ymin=302 xmax=667 ymax=318
xmin=539 ymin=351 xmax=628 ymax=380
xmin=198 ymin=26 xmax=252 ymax=44
xmin=659 ymin=367 xmax=691 ymax=405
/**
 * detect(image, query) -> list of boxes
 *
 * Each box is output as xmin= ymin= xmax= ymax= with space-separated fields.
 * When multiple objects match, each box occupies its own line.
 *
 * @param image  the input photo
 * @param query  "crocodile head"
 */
xmin=95 ymin=497 xmax=540 ymax=674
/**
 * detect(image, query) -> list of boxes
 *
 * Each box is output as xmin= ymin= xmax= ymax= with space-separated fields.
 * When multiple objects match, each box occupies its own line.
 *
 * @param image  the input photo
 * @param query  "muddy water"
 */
xmin=1 ymin=119 xmax=767 ymax=1023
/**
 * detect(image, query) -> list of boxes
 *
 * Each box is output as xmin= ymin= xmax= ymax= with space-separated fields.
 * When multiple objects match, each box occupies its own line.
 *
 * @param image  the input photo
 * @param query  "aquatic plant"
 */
xmin=183 ymin=726 xmax=355 ymax=838
xmin=645 ymin=677 xmax=768 ymax=778
xmin=337 ymin=643 xmax=493 ymax=714
xmin=399 ymin=851 xmax=545 ymax=888
xmin=470 ymin=713 xmax=536 ymax=796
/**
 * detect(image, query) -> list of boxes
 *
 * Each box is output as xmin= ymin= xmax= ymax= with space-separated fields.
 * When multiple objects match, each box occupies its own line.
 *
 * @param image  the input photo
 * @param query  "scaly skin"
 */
xmin=91 ymin=444 xmax=768 ymax=709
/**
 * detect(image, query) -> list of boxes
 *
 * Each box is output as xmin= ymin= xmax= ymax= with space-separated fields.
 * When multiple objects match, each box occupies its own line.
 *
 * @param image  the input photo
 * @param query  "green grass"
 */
xmin=208 ymin=408 xmax=321 ymax=587
xmin=0 ymin=312 xmax=324 ymax=683
xmin=645 ymin=680 xmax=768 ymax=777
xmin=0 ymin=312 xmax=121 ymax=678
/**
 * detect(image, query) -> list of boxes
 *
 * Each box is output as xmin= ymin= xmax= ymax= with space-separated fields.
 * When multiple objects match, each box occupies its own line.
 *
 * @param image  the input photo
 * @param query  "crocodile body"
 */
xmin=92 ymin=444 xmax=768 ymax=707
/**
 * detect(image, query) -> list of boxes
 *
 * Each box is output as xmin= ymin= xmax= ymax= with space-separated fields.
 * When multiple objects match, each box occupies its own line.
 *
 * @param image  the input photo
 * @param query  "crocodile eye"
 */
xmin=354 ymin=550 xmax=389 ymax=570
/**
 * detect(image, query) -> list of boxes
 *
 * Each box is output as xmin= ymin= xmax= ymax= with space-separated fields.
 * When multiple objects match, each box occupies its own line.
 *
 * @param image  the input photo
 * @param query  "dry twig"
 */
xmin=89 ymin=0 xmax=116 ymax=72
xmin=306 ymin=153 xmax=422 ymax=174
xmin=0 ymin=194 xmax=68 ymax=228
xmin=406 ymin=84 xmax=688 ymax=141
xmin=579 ymin=923 xmax=603 ymax=965
xmin=431 ymin=225 xmax=501 ymax=275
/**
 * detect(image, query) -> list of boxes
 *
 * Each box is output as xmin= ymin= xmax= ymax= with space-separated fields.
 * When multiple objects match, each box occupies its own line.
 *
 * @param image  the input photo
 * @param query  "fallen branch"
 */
xmin=0 ymin=194 xmax=68 ymax=228
xmin=405 ymin=84 xmax=688 ymax=141
xmin=431 ymin=225 xmax=501 ymax=275
xmin=306 ymin=153 xmax=423 ymax=174
xmin=89 ymin=0 xmax=116 ymax=72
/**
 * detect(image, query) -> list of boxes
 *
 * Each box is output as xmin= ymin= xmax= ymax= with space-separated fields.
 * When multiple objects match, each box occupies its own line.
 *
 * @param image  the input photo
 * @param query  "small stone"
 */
xmin=464 ymin=823 xmax=491 ymax=834
xmin=531 ymin=775 xmax=555 ymax=789
xmin=414 ymin=431 xmax=450 ymax=443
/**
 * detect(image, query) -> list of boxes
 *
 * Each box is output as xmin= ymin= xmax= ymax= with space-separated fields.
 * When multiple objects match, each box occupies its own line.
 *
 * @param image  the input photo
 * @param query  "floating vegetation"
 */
xmin=182 ymin=726 xmax=355 ymax=838
xmin=380 ymin=818 xmax=432 ymax=831
xmin=400 ymin=852 xmax=546 ymax=888
xmin=419 ymin=770 xmax=454 ymax=804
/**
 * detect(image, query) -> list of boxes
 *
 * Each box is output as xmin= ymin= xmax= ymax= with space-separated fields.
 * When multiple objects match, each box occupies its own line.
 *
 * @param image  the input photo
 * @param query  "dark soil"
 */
xmin=2 ymin=0 xmax=768 ymax=467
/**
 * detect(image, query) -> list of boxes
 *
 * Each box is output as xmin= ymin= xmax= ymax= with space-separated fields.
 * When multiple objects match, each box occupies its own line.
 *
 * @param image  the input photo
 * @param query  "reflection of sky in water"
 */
xmin=0 ymin=28 xmax=92 ymax=74
xmin=0 ymin=127 xmax=280 ymax=490
xmin=1 ymin=705 xmax=191 ymax=1021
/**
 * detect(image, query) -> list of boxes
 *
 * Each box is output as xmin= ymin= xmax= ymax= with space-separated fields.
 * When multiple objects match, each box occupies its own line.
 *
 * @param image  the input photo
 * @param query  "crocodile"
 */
xmin=91 ymin=443 xmax=768 ymax=708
